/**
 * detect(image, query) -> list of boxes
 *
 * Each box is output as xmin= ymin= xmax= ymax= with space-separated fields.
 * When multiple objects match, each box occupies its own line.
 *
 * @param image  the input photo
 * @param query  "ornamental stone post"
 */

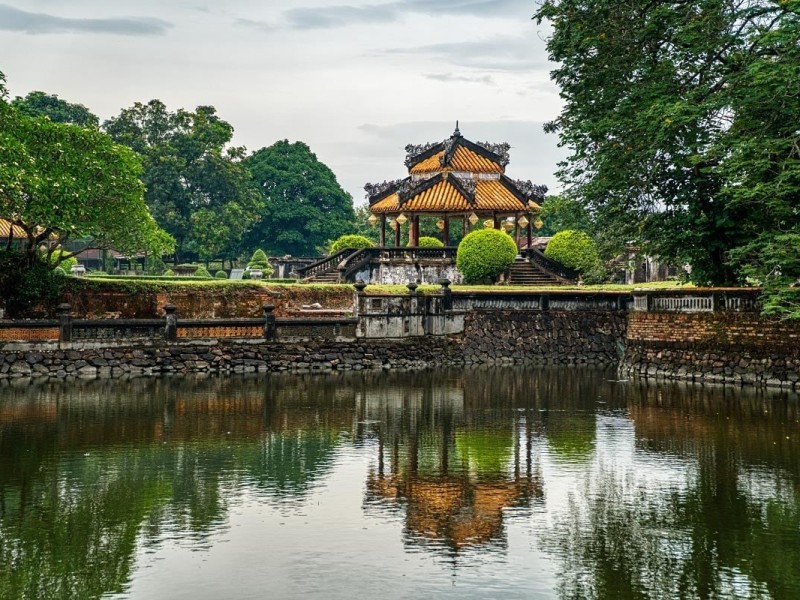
xmin=57 ymin=303 xmax=72 ymax=343
xmin=164 ymin=304 xmax=178 ymax=341
xmin=263 ymin=304 xmax=277 ymax=340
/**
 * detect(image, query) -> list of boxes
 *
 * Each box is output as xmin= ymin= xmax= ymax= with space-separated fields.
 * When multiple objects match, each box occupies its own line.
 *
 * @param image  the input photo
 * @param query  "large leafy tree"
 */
xmin=243 ymin=141 xmax=355 ymax=256
xmin=534 ymin=0 xmax=799 ymax=288
xmin=11 ymin=91 xmax=99 ymax=128
xmin=0 ymin=73 xmax=173 ymax=267
xmin=104 ymin=100 xmax=261 ymax=262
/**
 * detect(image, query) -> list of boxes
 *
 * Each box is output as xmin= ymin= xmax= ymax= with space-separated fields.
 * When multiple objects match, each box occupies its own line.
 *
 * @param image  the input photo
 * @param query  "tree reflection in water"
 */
xmin=0 ymin=369 xmax=797 ymax=599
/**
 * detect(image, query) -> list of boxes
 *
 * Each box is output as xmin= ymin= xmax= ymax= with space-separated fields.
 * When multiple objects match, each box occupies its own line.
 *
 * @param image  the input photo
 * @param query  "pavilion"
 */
xmin=366 ymin=124 xmax=547 ymax=250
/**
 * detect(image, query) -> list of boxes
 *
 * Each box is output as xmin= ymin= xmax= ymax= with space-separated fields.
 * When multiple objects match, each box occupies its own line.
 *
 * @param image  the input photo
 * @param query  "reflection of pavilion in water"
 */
xmin=358 ymin=382 xmax=544 ymax=553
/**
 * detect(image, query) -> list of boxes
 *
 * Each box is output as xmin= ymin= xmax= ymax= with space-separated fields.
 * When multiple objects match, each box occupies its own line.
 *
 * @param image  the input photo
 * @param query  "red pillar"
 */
xmin=395 ymin=220 xmax=401 ymax=247
xmin=379 ymin=215 xmax=386 ymax=247
xmin=443 ymin=216 xmax=450 ymax=246
xmin=527 ymin=223 xmax=533 ymax=251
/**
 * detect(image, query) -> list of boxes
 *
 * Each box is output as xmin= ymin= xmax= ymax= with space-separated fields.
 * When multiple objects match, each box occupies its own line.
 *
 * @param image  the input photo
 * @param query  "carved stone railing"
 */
xmin=524 ymin=248 xmax=579 ymax=283
xmin=631 ymin=289 xmax=760 ymax=313
xmin=295 ymin=249 xmax=357 ymax=280
xmin=338 ymin=246 xmax=458 ymax=282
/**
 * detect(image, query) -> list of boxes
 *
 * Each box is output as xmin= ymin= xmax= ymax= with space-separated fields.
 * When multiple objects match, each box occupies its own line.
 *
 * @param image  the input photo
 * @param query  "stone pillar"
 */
xmin=164 ymin=304 xmax=177 ymax=341
xmin=527 ymin=223 xmax=533 ymax=251
xmin=263 ymin=304 xmax=276 ymax=340
xmin=57 ymin=303 xmax=72 ymax=343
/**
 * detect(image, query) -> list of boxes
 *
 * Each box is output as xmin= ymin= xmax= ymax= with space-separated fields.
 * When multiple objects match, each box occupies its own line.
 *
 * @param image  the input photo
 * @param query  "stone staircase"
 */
xmin=305 ymin=269 xmax=340 ymax=283
xmin=508 ymin=257 xmax=568 ymax=286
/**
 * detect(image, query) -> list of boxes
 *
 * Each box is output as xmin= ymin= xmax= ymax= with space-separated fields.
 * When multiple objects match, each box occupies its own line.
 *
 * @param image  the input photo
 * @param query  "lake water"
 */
xmin=0 ymin=367 xmax=798 ymax=599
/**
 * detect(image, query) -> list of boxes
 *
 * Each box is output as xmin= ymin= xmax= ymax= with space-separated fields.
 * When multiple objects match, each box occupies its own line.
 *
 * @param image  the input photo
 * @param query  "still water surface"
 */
xmin=0 ymin=367 xmax=799 ymax=599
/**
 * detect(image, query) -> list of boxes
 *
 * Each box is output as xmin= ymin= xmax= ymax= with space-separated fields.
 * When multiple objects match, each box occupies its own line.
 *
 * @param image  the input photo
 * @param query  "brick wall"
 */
xmin=622 ymin=311 xmax=800 ymax=388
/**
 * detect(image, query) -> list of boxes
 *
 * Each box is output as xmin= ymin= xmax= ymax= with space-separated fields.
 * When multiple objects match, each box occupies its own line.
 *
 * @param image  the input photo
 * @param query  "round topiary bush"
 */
xmin=53 ymin=266 xmax=67 ymax=277
xmin=329 ymin=234 xmax=374 ymax=255
xmin=248 ymin=249 xmax=273 ymax=276
xmin=417 ymin=236 xmax=444 ymax=248
xmin=456 ymin=229 xmax=518 ymax=284
xmin=215 ymin=270 xmax=228 ymax=279
xmin=163 ymin=269 xmax=175 ymax=277
xmin=194 ymin=266 xmax=213 ymax=279
xmin=544 ymin=230 xmax=600 ymax=274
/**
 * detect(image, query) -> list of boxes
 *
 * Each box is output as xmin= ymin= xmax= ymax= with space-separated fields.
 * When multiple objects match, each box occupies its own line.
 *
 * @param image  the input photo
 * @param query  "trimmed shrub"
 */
xmin=242 ymin=270 xmax=251 ymax=280
xmin=248 ymin=249 xmax=273 ymax=276
xmin=53 ymin=266 xmax=67 ymax=277
xmin=456 ymin=229 xmax=518 ymax=284
xmin=417 ymin=236 xmax=444 ymax=248
xmin=215 ymin=270 xmax=228 ymax=279
xmin=163 ymin=269 xmax=175 ymax=277
xmin=329 ymin=234 xmax=374 ymax=255
xmin=194 ymin=266 xmax=213 ymax=279
xmin=544 ymin=230 xmax=601 ymax=274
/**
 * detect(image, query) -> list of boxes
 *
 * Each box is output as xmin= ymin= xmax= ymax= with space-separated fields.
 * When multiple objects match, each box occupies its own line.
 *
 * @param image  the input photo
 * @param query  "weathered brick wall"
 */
xmin=622 ymin=311 xmax=800 ymax=388
xmin=62 ymin=285 xmax=355 ymax=319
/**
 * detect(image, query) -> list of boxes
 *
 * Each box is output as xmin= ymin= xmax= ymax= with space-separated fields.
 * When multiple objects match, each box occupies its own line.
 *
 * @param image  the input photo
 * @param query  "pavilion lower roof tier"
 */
xmin=410 ymin=145 xmax=503 ymax=175
xmin=370 ymin=178 xmax=539 ymax=215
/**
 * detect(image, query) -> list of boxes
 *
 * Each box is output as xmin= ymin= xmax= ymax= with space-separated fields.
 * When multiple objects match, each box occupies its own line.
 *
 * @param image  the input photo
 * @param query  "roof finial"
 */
xmin=454 ymin=120 xmax=461 ymax=137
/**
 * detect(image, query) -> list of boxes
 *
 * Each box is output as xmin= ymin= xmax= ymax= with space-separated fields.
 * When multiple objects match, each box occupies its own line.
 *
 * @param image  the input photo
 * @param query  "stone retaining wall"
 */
xmin=0 ymin=337 xmax=465 ymax=379
xmin=462 ymin=310 xmax=628 ymax=365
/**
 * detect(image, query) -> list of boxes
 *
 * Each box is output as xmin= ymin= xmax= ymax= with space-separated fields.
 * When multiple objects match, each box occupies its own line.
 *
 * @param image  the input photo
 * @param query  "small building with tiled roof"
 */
xmin=366 ymin=124 xmax=547 ymax=249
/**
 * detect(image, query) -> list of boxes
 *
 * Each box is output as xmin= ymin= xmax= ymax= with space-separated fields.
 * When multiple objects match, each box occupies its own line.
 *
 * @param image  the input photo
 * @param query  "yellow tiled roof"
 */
xmin=410 ymin=146 xmax=504 ymax=175
xmin=0 ymin=218 xmax=26 ymax=239
xmin=370 ymin=178 xmax=528 ymax=214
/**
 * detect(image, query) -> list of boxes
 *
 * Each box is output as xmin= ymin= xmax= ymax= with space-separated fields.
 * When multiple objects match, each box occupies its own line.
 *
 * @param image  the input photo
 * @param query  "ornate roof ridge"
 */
xmin=398 ymin=173 xmax=443 ymax=204
xmin=499 ymin=175 xmax=548 ymax=205
xmin=365 ymin=179 xmax=406 ymax=204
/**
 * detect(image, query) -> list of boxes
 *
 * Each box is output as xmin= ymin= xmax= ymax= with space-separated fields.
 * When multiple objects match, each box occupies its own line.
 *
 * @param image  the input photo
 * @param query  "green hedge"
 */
xmin=329 ymin=234 xmax=374 ymax=255
xmin=544 ymin=230 xmax=600 ymax=273
xmin=417 ymin=236 xmax=444 ymax=248
xmin=456 ymin=229 xmax=518 ymax=283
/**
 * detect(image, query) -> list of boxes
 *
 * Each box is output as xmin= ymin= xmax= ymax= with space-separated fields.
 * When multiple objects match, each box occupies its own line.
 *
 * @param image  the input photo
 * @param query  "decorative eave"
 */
xmin=500 ymin=175 xmax=547 ymax=206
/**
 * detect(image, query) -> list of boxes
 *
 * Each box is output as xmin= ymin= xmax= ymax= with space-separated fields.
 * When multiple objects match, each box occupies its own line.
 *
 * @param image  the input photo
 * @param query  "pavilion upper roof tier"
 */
xmin=404 ymin=125 xmax=509 ymax=176
xmin=365 ymin=124 xmax=547 ymax=215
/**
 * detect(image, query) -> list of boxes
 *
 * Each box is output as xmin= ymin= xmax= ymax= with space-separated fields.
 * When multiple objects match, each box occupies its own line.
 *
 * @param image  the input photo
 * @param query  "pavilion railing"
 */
xmin=523 ymin=248 xmax=579 ymax=283
xmin=340 ymin=247 xmax=458 ymax=282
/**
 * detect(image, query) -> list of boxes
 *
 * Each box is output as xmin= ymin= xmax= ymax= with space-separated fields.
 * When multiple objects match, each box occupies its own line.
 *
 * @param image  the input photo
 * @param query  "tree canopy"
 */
xmin=243 ymin=141 xmax=355 ymax=257
xmin=0 ymin=75 xmax=173 ymax=267
xmin=535 ymin=0 xmax=800 ymax=293
xmin=11 ymin=91 xmax=99 ymax=128
xmin=103 ymin=100 xmax=261 ymax=262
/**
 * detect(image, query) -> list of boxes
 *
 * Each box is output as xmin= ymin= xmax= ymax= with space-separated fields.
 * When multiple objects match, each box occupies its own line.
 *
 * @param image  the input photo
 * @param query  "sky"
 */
xmin=0 ymin=0 xmax=566 ymax=205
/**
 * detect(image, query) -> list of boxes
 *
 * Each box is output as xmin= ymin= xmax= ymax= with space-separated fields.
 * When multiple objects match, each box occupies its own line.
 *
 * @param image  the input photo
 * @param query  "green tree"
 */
xmin=0 ymin=83 xmax=173 ymax=268
xmin=11 ymin=90 xmax=98 ymax=127
xmin=244 ymin=141 xmax=355 ymax=256
xmin=538 ymin=195 xmax=593 ymax=237
xmin=534 ymin=0 xmax=799 ymax=287
xmin=103 ymin=100 xmax=261 ymax=262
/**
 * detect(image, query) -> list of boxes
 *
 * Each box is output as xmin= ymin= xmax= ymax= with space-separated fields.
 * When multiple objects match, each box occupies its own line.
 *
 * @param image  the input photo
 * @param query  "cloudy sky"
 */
xmin=0 ymin=0 xmax=565 ymax=205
